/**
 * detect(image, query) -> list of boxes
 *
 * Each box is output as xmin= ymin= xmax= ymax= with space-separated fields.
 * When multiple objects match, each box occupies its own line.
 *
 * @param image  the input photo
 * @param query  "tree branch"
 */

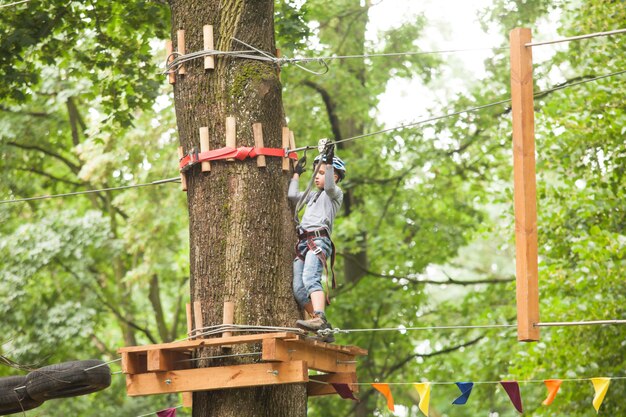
xmin=149 ymin=274 xmax=170 ymax=342
xmin=6 ymin=141 xmax=80 ymax=173
xmin=301 ymin=80 xmax=343 ymax=140
xmin=14 ymin=167 xmax=82 ymax=186
xmin=338 ymin=252 xmax=515 ymax=286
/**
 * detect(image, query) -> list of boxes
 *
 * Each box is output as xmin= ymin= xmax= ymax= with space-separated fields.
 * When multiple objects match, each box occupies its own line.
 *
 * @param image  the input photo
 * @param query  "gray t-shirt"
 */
xmin=288 ymin=164 xmax=343 ymax=234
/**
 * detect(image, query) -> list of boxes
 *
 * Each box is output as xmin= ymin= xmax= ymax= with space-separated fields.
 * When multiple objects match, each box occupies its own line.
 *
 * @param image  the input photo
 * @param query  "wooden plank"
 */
xmin=252 ymin=123 xmax=266 ymax=167
xmin=177 ymin=29 xmax=186 ymax=75
xmin=226 ymin=116 xmax=236 ymax=161
xmin=510 ymin=27 xmax=540 ymax=342
xmin=121 ymin=352 xmax=147 ymax=375
xmin=282 ymin=127 xmax=291 ymax=172
xmin=147 ymin=350 xmax=191 ymax=372
xmin=177 ymin=147 xmax=187 ymax=191
xmin=165 ymin=40 xmax=175 ymax=84
xmin=118 ymin=332 xmax=300 ymax=353
xmin=203 ymin=25 xmax=215 ymax=70
xmin=199 ymin=127 xmax=211 ymax=172
xmin=307 ymin=373 xmax=357 ymax=397
xmin=262 ymin=339 xmax=357 ymax=373
xmin=125 ymin=361 xmax=309 ymax=396
xmin=284 ymin=336 xmax=368 ymax=356
xmin=193 ymin=301 xmax=203 ymax=338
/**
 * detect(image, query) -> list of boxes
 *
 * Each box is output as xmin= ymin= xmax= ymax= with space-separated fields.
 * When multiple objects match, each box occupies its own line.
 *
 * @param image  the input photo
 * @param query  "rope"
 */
xmin=535 ymin=319 xmax=626 ymax=327
xmin=325 ymin=375 xmax=626 ymax=386
xmin=527 ymin=27 xmax=626 ymax=47
xmin=0 ymin=177 xmax=180 ymax=205
xmin=83 ymin=358 xmax=122 ymax=371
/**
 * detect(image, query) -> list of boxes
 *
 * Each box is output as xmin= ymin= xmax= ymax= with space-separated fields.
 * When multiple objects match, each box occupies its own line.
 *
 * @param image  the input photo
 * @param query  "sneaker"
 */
xmin=296 ymin=316 xmax=326 ymax=331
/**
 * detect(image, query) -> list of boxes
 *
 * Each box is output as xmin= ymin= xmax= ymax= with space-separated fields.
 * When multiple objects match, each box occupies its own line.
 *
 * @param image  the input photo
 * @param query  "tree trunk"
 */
xmin=168 ymin=1 xmax=306 ymax=416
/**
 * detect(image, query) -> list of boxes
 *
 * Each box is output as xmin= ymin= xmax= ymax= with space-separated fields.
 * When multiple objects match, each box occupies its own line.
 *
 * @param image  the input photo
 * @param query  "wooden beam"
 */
xmin=252 ymin=123 xmax=266 ymax=168
xmin=147 ymin=350 xmax=191 ymax=372
xmin=203 ymin=25 xmax=215 ymax=70
xmin=226 ymin=116 xmax=236 ymax=161
xmin=510 ymin=27 xmax=540 ymax=342
xmin=182 ymin=391 xmax=193 ymax=408
xmin=199 ymin=127 xmax=211 ymax=172
xmin=282 ymin=127 xmax=290 ymax=172
xmin=307 ymin=373 xmax=358 ymax=397
xmin=177 ymin=29 xmax=186 ymax=75
xmin=118 ymin=332 xmax=301 ymax=354
xmin=121 ymin=352 xmax=147 ymax=375
xmin=262 ymin=339 xmax=357 ymax=373
xmin=125 ymin=361 xmax=309 ymax=396
xmin=193 ymin=301 xmax=203 ymax=338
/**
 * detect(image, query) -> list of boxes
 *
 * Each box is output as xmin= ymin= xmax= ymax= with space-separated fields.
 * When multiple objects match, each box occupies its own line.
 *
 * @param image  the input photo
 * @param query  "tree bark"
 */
xmin=168 ymin=0 xmax=305 ymax=416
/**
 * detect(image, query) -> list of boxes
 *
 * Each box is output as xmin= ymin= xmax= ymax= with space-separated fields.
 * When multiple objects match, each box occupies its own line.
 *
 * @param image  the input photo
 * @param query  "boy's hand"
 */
xmin=294 ymin=156 xmax=306 ymax=175
xmin=324 ymin=144 xmax=335 ymax=163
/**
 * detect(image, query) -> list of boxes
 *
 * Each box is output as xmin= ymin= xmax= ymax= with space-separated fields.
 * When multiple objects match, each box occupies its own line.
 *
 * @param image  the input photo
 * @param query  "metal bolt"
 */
xmin=267 ymin=370 xmax=279 ymax=376
xmin=165 ymin=379 xmax=172 ymax=385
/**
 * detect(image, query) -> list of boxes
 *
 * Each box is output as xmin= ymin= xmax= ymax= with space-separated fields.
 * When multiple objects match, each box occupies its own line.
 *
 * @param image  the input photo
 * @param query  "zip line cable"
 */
xmin=295 ymin=67 xmax=626 ymax=151
xmin=316 ymin=375 xmax=626 ymax=386
xmin=2 ymin=68 xmax=624 ymax=205
xmin=527 ymin=27 xmax=626 ymax=47
xmin=0 ymin=177 xmax=180 ymax=205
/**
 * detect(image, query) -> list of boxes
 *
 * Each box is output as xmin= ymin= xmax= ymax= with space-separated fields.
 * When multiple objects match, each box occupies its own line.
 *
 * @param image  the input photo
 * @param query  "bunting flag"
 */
xmin=500 ymin=381 xmax=523 ymax=413
xmin=452 ymin=382 xmax=474 ymax=405
xmin=591 ymin=378 xmax=610 ymax=413
xmin=156 ymin=408 xmax=177 ymax=417
xmin=372 ymin=383 xmax=395 ymax=412
xmin=332 ymin=383 xmax=358 ymax=401
xmin=542 ymin=379 xmax=562 ymax=406
xmin=413 ymin=383 xmax=431 ymax=416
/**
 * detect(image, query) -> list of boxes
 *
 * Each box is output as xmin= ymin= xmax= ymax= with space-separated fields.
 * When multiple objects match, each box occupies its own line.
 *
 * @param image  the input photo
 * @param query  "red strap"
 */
xmin=179 ymin=146 xmax=297 ymax=171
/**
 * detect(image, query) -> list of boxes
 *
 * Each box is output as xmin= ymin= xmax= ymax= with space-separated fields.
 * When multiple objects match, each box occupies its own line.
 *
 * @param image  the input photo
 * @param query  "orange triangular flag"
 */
xmin=542 ymin=379 xmax=562 ymax=406
xmin=591 ymin=378 xmax=610 ymax=413
xmin=372 ymin=383 xmax=395 ymax=412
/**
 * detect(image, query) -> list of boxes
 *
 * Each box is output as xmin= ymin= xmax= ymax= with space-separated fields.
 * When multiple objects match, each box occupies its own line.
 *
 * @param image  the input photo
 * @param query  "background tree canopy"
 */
xmin=1 ymin=0 xmax=625 ymax=416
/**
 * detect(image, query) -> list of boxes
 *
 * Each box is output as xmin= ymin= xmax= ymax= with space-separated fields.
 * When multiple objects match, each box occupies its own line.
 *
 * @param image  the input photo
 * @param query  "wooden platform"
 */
xmin=118 ymin=332 xmax=367 ymax=398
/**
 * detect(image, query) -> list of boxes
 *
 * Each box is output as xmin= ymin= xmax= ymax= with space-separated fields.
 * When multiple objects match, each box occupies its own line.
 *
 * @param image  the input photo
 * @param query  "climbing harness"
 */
xmin=294 ymin=229 xmax=337 ymax=305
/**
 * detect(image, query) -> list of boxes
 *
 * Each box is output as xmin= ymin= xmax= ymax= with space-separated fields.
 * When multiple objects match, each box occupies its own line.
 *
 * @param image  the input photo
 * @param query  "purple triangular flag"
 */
xmin=500 ymin=381 xmax=523 ymax=413
xmin=452 ymin=382 xmax=474 ymax=405
xmin=332 ymin=383 xmax=358 ymax=401
xmin=156 ymin=408 xmax=177 ymax=417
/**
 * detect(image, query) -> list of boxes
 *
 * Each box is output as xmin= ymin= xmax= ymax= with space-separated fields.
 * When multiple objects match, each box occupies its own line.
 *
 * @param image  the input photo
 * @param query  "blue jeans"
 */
xmin=293 ymin=237 xmax=332 ymax=308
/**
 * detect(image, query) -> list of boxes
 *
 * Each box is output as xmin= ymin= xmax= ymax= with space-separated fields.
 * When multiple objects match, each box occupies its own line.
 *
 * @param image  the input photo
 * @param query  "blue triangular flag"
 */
xmin=452 ymin=382 xmax=474 ymax=405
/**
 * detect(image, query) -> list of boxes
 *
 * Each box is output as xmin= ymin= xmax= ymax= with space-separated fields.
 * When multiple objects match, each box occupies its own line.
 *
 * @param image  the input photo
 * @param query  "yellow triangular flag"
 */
xmin=591 ymin=378 xmax=610 ymax=413
xmin=413 ymin=382 xmax=431 ymax=417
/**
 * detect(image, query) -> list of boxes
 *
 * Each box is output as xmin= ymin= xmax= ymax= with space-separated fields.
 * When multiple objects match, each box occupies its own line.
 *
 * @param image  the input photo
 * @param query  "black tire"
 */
xmin=25 ymin=360 xmax=111 ymax=401
xmin=0 ymin=375 xmax=44 ymax=415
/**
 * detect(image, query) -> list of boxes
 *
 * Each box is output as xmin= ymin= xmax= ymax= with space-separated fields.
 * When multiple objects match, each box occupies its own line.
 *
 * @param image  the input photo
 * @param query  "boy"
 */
xmin=288 ymin=145 xmax=346 ymax=342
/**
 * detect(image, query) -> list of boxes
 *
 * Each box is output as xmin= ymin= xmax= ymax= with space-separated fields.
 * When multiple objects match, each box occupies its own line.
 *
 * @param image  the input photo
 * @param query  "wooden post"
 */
xmin=199 ymin=127 xmax=211 ymax=172
xmin=165 ymin=40 xmax=175 ymax=84
xmin=252 ymin=123 xmax=266 ymax=168
xmin=510 ymin=27 xmax=540 ymax=342
xmin=281 ymin=127 xmax=291 ymax=172
xmin=225 ymin=116 xmax=236 ymax=161
xmin=289 ymin=130 xmax=296 ymax=170
xmin=203 ymin=25 xmax=215 ymax=70
xmin=177 ymin=29 xmax=186 ymax=75
xmin=182 ymin=392 xmax=193 ymax=408
xmin=177 ymin=147 xmax=187 ymax=191
xmin=276 ymin=49 xmax=281 ymax=81
xmin=193 ymin=301 xmax=203 ymax=338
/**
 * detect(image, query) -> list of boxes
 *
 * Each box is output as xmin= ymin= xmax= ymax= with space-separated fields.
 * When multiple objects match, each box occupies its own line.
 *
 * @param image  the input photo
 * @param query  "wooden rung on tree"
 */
xmin=177 ymin=29 xmax=186 ymax=75
xmin=118 ymin=332 xmax=367 ymax=399
xmin=203 ymin=25 xmax=215 ymax=70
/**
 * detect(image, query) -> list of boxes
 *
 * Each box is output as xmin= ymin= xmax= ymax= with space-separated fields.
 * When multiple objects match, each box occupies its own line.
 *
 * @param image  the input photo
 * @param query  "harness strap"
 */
xmin=295 ymin=236 xmax=337 ymax=305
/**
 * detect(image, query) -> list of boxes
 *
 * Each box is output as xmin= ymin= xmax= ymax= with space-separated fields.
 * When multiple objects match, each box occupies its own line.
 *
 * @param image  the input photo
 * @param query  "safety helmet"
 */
xmin=313 ymin=155 xmax=346 ymax=181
